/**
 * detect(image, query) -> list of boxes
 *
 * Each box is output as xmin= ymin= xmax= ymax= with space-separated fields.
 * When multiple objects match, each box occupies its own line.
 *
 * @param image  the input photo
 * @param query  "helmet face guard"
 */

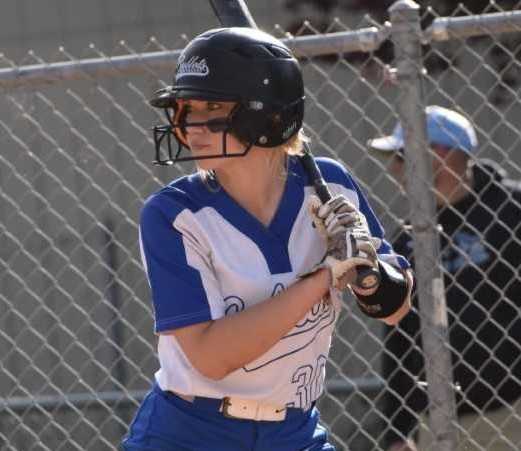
xmin=152 ymin=95 xmax=252 ymax=166
xmin=149 ymin=27 xmax=305 ymax=165
xmin=151 ymin=99 xmax=252 ymax=165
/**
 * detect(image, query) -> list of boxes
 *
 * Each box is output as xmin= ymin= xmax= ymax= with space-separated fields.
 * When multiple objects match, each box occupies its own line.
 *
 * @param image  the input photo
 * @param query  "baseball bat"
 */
xmin=207 ymin=0 xmax=380 ymax=290
xmin=299 ymin=144 xmax=380 ymax=289
xmin=209 ymin=0 xmax=257 ymax=27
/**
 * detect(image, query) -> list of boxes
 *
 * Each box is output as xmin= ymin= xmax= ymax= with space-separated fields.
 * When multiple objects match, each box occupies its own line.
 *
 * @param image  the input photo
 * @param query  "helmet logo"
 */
xmin=282 ymin=121 xmax=297 ymax=140
xmin=176 ymin=55 xmax=210 ymax=79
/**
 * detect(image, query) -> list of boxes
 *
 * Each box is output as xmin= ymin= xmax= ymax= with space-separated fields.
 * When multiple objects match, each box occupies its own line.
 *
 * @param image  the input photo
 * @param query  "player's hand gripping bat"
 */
xmin=207 ymin=0 xmax=381 ymax=290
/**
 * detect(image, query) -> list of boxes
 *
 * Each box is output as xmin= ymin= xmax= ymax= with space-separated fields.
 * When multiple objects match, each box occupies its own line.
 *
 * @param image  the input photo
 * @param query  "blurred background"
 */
xmin=1 ymin=1 xmax=520 ymax=450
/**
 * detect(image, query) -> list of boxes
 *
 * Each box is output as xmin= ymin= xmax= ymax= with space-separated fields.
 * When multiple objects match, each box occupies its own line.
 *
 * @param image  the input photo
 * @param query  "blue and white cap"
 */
xmin=368 ymin=105 xmax=478 ymax=155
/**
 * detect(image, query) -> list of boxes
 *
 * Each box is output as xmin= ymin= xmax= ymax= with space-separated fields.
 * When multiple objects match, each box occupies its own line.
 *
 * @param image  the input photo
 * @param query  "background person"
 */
xmin=121 ymin=27 xmax=413 ymax=451
xmin=369 ymin=105 xmax=521 ymax=451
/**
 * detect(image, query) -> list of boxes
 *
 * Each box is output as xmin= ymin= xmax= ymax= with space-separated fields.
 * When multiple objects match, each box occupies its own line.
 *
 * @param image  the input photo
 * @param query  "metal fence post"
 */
xmin=389 ymin=1 xmax=459 ymax=450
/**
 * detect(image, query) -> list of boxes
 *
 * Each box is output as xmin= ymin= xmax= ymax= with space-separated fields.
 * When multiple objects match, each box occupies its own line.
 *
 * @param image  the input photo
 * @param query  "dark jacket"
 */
xmin=382 ymin=159 xmax=521 ymax=444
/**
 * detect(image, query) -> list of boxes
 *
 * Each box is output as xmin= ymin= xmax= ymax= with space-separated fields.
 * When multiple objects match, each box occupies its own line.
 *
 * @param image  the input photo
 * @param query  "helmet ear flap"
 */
xmin=272 ymin=100 xmax=304 ymax=145
xmin=230 ymin=105 xmax=271 ymax=146
xmin=230 ymin=100 xmax=304 ymax=148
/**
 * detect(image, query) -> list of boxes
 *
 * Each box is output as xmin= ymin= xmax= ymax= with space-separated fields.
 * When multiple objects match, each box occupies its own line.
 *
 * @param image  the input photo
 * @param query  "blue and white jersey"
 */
xmin=139 ymin=156 xmax=410 ymax=409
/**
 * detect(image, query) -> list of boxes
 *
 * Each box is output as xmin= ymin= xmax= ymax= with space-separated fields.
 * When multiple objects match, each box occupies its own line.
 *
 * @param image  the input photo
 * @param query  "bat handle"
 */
xmin=300 ymin=147 xmax=381 ymax=290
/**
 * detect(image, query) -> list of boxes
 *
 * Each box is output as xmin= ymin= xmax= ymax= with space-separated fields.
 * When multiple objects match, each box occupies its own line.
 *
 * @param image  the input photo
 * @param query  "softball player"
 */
xmin=122 ymin=27 xmax=413 ymax=451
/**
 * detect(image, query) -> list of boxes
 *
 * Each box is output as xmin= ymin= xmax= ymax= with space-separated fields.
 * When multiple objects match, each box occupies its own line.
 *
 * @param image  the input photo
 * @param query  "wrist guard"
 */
xmin=354 ymin=260 xmax=408 ymax=318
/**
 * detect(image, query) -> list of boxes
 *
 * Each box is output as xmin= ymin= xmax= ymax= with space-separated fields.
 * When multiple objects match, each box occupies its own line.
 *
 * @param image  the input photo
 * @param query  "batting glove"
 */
xmin=308 ymin=195 xmax=381 ymax=290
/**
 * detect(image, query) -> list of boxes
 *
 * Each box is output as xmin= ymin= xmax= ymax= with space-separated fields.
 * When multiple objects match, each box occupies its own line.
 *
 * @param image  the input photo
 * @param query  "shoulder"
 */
xmin=474 ymin=159 xmax=521 ymax=206
xmin=473 ymin=159 xmax=521 ymax=197
xmin=501 ymin=178 xmax=521 ymax=219
xmin=314 ymin=157 xmax=357 ymax=188
xmin=392 ymin=224 xmax=414 ymax=257
xmin=502 ymin=178 xmax=521 ymax=198
xmin=498 ymin=177 xmax=521 ymax=227
xmin=471 ymin=160 xmax=521 ymax=231
xmin=141 ymin=173 xmax=210 ymax=225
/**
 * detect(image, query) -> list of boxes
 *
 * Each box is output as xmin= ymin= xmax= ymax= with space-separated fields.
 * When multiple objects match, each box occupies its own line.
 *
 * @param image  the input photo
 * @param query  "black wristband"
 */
xmin=354 ymin=260 xmax=408 ymax=318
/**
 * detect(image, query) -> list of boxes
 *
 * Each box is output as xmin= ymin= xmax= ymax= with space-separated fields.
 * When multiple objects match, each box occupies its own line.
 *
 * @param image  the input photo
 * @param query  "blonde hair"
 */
xmin=265 ymin=129 xmax=310 ymax=180
xmin=281 ymin=129 xmax=310 ymax=156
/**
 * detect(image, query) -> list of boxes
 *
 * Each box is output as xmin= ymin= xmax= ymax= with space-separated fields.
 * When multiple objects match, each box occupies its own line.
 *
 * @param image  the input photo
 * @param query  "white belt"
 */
xmin=173 ymin=391 xmax=288 ymax=421
xmin=221 ymin=396 xmax=287 ymax=421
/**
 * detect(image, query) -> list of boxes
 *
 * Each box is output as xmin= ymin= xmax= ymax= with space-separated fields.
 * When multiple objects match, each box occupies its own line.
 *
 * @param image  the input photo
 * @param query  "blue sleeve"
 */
xmin=317 ymin=157 xmax=411 ymax=271
xmin=139 ymin=197 xmax=213 ymax=333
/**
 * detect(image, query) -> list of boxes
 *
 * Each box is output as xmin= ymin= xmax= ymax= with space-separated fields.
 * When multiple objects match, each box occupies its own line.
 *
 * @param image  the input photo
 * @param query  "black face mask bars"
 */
xmin=151 ymin=112 xmax=251 ymax=165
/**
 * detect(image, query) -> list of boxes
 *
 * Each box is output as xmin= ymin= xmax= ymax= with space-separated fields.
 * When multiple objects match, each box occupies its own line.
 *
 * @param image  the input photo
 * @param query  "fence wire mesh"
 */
xmin=1 ymin=2 xmax=521 ymax=451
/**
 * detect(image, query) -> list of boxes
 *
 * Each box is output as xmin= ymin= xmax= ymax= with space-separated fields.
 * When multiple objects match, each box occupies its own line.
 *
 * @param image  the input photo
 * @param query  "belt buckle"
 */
xmin=221 ymin=397 xmax=254 ymax=419
xmin=221 ymin=397 xmax=236 ymax=418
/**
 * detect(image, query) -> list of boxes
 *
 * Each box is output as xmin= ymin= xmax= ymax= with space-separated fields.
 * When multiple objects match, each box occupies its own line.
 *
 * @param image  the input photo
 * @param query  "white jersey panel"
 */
xmin=155 ymin=186 xmax=341 ymax=408
xmin=177 ymin=206 xmax=275 ymax=313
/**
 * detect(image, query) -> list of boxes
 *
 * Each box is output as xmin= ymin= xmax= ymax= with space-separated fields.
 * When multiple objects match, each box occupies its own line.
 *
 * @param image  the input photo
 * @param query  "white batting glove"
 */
xmin=308 ymin=194 xmax=369 ymax=236
xmin=324 ymin=228 xmax=381 ymax=290
xmin=308 ymin=195 xmax=381 ymax=290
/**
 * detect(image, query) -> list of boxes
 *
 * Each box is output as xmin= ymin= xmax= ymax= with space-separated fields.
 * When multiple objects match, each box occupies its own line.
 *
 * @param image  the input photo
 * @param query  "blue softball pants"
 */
xmin=121 ymin=383 xmax=336 ymax=451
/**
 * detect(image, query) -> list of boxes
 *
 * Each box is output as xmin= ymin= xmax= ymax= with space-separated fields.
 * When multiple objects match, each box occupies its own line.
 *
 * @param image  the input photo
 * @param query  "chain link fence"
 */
xmin=1 ymin=1 xmax=521 ymax=450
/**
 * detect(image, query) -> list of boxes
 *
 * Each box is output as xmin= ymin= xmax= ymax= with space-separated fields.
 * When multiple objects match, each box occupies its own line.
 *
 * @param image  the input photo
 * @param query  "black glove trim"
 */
xmin=354 ymin=260 xmax=408 ymax=318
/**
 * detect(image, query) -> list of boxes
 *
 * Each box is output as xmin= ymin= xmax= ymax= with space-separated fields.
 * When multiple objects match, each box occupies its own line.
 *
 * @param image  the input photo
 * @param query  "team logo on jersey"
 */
xmin=242 ymin=314 xmax=335 ymax=371
xmin=223 ymin=295 xmax=245 ymax=315
xmin=243 ymin=288 xmax=336 ymax=372
xmin=176 ymin=55 xmax=210 ymax=79
xmin=222 ymin=283 xmax=336 ymax=373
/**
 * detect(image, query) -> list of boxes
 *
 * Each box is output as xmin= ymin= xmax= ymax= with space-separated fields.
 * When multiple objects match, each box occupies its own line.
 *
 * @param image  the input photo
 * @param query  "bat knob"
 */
xmin=355 ymin=266 xmax=381 ymax=290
